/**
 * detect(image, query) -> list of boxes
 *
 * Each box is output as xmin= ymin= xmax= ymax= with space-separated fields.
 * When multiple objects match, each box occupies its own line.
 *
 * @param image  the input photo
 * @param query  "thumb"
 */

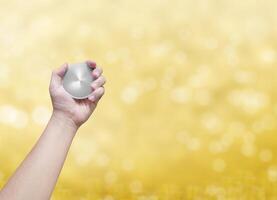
xmin=50 ymin=63 xmax=68 ymax=89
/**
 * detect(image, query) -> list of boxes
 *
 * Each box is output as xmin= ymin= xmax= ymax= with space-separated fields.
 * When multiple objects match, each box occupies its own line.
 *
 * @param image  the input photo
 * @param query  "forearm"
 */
xmin=0 ymin=61 xmax=105 ymax=200
xmin=0 ymin=111 xmax=78 ymax=200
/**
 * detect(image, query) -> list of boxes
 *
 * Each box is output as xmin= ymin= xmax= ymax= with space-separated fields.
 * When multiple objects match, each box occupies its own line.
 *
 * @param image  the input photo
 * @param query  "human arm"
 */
xmin=0 ymin=60 xmax=106 ymax=200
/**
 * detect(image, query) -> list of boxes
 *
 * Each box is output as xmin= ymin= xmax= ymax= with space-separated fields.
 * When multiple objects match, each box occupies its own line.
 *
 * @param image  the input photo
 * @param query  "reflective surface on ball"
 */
xmin=62 ymin=63 xmax=94 ymax=99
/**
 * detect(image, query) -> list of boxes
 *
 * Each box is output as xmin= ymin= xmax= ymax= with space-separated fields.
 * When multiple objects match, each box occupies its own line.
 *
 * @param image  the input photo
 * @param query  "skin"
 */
xmin=0 ymin=60 xmax=106 ymax=200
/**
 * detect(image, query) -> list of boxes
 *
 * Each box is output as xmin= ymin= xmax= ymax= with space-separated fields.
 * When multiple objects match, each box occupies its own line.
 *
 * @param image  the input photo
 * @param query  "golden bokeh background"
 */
xmin=0 ymin=0 xmax=277 ymax=199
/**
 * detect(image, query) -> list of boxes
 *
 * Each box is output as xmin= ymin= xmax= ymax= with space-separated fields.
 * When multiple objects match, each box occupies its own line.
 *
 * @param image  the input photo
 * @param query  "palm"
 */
xmin=50 ymin=86 xmax=96 ymax=127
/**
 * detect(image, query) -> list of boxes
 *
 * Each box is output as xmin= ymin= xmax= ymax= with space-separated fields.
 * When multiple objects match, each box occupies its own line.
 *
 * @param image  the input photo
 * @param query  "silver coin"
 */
xmin=62 ymin=62 xmax=94 ymax=99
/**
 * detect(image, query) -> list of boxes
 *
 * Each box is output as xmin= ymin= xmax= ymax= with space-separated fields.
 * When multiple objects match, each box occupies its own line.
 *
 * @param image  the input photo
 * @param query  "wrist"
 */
xmin=51 ymin=110 xmax=79 ymax=132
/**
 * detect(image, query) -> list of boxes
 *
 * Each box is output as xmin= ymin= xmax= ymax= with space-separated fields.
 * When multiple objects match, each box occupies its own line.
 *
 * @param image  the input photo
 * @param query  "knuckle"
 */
xmin=97 ymin=67 xmax=103 ymax=73
xmin=97 ymin=87 xmax=103 ymax=93
xmin=100 ymin=87 xmax=105 ymax=94
xmin=102 ymin=76 xmax=106 ymax=83
xmin=90 ymin=82 xmax=97 ymax=90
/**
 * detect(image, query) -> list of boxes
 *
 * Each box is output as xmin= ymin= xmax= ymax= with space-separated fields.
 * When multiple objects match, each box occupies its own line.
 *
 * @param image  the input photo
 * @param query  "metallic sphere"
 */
xmin=62 ymin=63 xmax=94 ymax=99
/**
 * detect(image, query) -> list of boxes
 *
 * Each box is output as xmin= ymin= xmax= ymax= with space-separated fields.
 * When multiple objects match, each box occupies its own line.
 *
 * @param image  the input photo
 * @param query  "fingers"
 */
xmin=86 ymin=60 xmax=103 ymax=79
xmin=88 ymin=87 xmax=105 ymax=102
xmin=91 ymin=76 xmax=106 ymax=90
xmin=86 ymin=59 xmax=102 ymax=78
xmin=88 ymin=65 xmax=105 ymax=102
xmin=92 ymin=66 xmax=103 ymax=79
xmin=86 ymin=60 xmax=96 ymax=69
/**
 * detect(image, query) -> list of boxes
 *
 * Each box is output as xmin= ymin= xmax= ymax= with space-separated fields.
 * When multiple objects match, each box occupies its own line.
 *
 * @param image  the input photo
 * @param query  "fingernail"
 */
xmin=87 ymin=61 xmax=96 ymax=67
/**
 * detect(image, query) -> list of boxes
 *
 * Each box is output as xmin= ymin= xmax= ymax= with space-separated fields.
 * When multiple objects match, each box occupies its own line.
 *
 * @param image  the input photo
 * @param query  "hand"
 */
xmin=49 ymin=60 xmax=106 ymax=129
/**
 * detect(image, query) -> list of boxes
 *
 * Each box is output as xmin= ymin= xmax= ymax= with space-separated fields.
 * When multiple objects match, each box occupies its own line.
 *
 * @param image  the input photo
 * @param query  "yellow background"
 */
xmin=0 ymin=0 xmax=277 ymax=199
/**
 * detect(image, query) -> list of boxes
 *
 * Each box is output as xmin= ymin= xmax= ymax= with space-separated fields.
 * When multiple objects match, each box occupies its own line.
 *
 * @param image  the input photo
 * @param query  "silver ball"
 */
xmin=62 ymin=62 xmax=94 ymax=99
